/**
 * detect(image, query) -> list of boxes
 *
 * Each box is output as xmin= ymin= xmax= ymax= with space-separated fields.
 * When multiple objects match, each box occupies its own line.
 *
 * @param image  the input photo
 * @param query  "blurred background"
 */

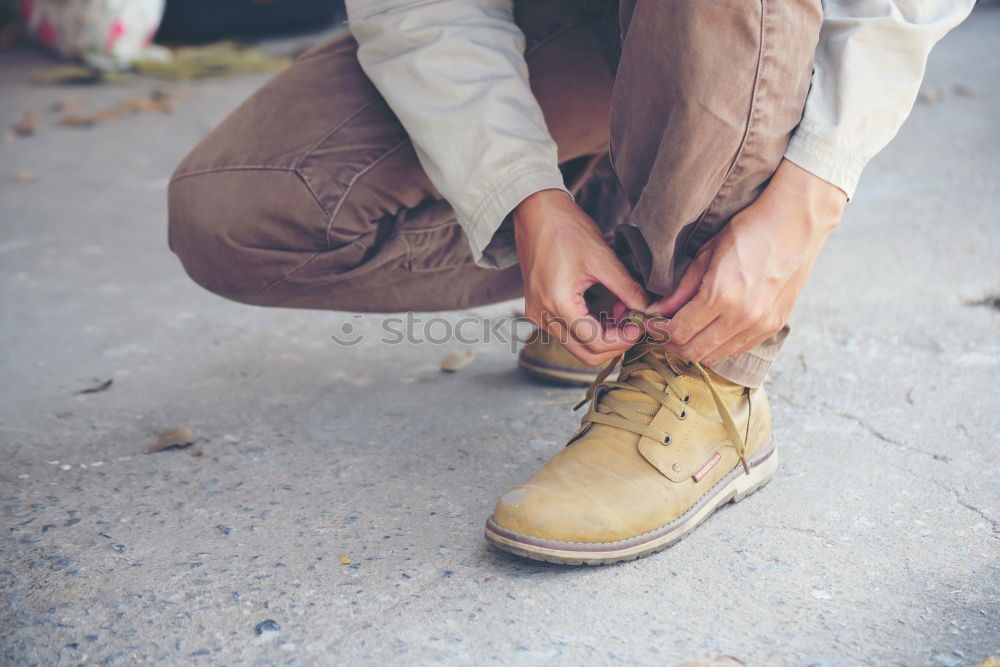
xmin=0 ymin=1 xmax=998 ymax=665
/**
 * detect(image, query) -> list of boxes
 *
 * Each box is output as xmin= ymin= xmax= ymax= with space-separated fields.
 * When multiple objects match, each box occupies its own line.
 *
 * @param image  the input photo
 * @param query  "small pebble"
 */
xmin=255 ymin=619 xmax=280 ymax=635
xmin=216 ymin=524 xmax=232 ymax=536
xmin=50 ymin=557 xmax=73 ymax=571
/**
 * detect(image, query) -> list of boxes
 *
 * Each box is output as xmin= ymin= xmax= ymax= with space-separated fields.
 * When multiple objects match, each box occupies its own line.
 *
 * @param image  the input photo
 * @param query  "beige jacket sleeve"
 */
xmin=345 ymin=0 xmax=567 ymax=269
xmin=348 ymin=0 xmax=974 ymax=270
xmin=785 ymin=0 xmax=975 ymax=198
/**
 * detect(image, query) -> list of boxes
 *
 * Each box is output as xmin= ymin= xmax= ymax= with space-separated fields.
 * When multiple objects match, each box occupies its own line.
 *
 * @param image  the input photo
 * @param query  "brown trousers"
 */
xmin=168 ymin=0 xmax=822 ymax=387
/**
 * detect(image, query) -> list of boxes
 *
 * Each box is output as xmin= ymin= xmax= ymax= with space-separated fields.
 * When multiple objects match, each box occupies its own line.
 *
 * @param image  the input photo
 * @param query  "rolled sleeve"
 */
xmin=347 ymin=0 xmax=565 ymax=269
xmin=786 ymin=0 xmax=975 ymax=199
xmin=466 ymin=162 xmax=567 ymax=269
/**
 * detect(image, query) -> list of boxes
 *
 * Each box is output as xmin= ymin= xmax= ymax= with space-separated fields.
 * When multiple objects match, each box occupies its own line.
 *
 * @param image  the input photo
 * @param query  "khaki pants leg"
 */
xmin=167 ymin=1 xmax=622 ymax=313
xmin=610 ymin=0 xmax=823 ymax=386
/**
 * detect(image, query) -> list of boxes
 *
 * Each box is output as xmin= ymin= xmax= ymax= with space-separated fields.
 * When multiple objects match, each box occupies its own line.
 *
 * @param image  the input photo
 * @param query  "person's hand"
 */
xmin=514 ymin=189 xmax=649 ymax=366
xmin=644 ymin=160 xmax=847 ymax=367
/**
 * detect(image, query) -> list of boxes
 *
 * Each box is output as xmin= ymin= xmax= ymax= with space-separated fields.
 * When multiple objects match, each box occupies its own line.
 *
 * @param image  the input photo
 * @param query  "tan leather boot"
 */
xmin=486 ymin=341 xmax=776 ymax=565
xmin=518 ymin=330 xmax=603 ymax=386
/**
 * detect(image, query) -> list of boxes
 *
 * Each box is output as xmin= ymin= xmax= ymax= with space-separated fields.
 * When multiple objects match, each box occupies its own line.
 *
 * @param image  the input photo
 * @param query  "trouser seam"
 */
xmin=681 ymin=0 xmax=769 ymax=258
xmin=294 ymin=98 xmax=377 ymax=174
xmin=315 ymin=138 xmax=411 ymax=250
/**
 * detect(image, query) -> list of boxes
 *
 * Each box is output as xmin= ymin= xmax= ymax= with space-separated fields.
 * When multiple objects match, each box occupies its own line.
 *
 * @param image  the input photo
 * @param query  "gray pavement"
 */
xmin=1 ymin=7 xmax=998 ymax=666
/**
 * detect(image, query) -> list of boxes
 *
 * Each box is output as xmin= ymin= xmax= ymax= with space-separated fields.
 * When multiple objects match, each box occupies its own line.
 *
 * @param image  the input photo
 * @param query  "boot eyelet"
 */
xmin=679 ymin=410 xmax=687 ymax=420
xmin=662 ymin=434 xmax=672 ymax=446
xmin=683 ymin=395 xmax=691 ymax=404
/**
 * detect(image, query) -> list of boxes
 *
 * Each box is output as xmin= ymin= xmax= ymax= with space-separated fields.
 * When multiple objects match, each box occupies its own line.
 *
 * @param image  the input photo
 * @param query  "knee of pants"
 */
xmin=167 ymin=167 xmax=332 ymax=306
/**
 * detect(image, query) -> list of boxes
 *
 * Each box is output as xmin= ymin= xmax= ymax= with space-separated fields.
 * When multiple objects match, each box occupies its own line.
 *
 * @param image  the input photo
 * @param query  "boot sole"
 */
xmin=517 ymin=355 xmax=601 ymax=387
xmin=484 ymin=438 xmax=778 ymax=566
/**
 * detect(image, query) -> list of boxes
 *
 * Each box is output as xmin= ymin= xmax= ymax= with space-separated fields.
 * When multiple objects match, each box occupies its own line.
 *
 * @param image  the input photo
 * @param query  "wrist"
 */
xmin=512 ymin=188 xmax=573 ymax=228
xmin=768 ymin=159 xmax=846 ymax=235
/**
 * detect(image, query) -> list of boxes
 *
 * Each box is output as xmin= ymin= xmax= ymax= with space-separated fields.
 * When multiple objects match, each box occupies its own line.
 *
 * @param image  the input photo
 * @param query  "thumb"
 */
xmin=648 ymin=250 xmax=711 ymax=317
xmin=597 ymin=259 xmax=649 ymax=312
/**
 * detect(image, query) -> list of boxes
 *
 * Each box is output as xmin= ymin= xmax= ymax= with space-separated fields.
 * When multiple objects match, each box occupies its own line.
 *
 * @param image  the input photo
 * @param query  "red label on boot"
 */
xmin=692 ymin=452 xmax=722 ymax=483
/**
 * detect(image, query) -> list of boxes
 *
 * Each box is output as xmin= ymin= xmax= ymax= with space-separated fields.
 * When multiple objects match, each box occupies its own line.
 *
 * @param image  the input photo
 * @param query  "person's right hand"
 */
xmin=513 ymin=189 xmax=649 ymax=366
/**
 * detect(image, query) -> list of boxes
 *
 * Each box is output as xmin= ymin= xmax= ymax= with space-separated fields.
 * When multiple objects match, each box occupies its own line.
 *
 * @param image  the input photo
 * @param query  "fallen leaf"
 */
xmin=13 ymin=170 xmax=38 ymax=184
xmin=338 ymin=554 xmax=352 ymax=565
xmin=133 ymin=43 xmax=290 ymax=80
xmin=146 ymin=427 xmax=195 ymax=454
xmin=952 ymin=83 xmax=976 ymax=98
xmin=75 ymin=378 xmax=112 ymax=395
xmin=60 ymin=91 xmax=179 ymax=128
xmin=963 ymin=293 xmax=1000 ymax=311
xmin=917 ymin=86 xmax=939 ymax=105
xmin=49 ymin=97 xmax=87 ymax=115
xmin=32 ymin=65 xmax=110 ymax=85
xmin=13 ymin=109 xmax=39 ymax=136
xmin=441 ymin=348 xmax=475 ymax=373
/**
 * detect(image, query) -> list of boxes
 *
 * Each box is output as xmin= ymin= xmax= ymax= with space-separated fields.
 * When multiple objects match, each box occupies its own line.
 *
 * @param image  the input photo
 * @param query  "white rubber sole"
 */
xmin=485 ymin=440 xmax=778 ymax=566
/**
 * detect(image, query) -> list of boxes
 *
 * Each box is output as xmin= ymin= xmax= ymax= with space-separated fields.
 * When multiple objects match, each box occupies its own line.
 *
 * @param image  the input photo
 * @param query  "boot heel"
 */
xmin=732 ymin=444 xmax=779 ymax=503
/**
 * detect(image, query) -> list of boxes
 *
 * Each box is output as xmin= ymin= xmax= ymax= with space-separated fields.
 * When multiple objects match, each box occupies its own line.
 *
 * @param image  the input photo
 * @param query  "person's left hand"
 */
xmin=643 ymin=159 xmax=847 ymax=367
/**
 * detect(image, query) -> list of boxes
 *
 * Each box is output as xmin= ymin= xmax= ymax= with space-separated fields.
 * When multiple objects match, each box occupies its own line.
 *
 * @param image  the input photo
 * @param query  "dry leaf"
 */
xmin=338 ymin=554 xmax=352 ymax=565
xmin=146 ymin=427 xmax=195 ymax=454
xmin=13 ymin=170 xmax=38 ymax=184
xmin=677 ymin=657 xmax=747 ymax=667
xmin=917 ymin=86 xmax=939 ymax=105
xmin=32 ymin=65 xmax=109 ymax=85
xmin=952 ymin=83 xmax=976 ymax=98
xmin=441 ymin=348 xmax=475 ymax=373
xmin=60 ymin=92 xmax=178 ymax=128
xmin=13 ymin=109 xmax=39 ymax=136
xmin=75 ymin=378 xmax=112 ymax=394
xmin=50 ymin=97 xmax=86 ymax=115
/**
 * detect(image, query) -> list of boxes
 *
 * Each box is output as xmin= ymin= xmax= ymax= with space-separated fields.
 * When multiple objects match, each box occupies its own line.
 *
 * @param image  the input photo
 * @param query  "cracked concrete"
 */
xmin=1 ymin=7 xmax=999 ymax=666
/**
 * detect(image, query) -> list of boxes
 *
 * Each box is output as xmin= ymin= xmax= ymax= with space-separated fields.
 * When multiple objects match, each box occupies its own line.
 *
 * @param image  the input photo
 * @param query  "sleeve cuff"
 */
xmin=463 ymin=162 xmax=568 ymax=269
xmin=784 ymin=127 xmax=868 ymax=200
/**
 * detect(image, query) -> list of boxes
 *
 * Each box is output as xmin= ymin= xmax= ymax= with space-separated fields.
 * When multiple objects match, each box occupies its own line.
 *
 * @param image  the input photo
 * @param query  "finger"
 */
xmin=594 ymin=255 xmax=650 ymax=312
xmin=543 ymin=318 xmax=600 ymax=366
xmin=702 ymin=327 xmax=759 ymax=367
xmin=606 ymin=299 xmax=644 ymax=341
xmin=666 ymin=314 xmax=738 ymax=364
xmin=569 ymin=313 xmax=640 ymax=355
xmin=658 ymin=286 xmax=721 ymax=348
xmin=643 ymin=317 xmax=671 ymax=343
xmin=646 ymin=250 xmax=712 ymax=317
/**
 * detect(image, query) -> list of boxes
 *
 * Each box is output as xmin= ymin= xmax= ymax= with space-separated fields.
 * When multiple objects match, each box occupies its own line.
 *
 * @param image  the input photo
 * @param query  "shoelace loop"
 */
xmin=575 ymin=311 xmax=750 ymax=475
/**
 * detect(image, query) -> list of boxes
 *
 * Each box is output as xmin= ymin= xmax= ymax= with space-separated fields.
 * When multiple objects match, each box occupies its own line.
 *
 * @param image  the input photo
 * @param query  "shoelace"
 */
xmin=574 ymin=311 xmax=750 ymax=475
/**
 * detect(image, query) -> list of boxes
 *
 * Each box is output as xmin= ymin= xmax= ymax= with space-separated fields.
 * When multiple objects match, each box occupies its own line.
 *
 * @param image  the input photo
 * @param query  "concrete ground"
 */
xmin=1 ymin=7 xmax=998 ymax=666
